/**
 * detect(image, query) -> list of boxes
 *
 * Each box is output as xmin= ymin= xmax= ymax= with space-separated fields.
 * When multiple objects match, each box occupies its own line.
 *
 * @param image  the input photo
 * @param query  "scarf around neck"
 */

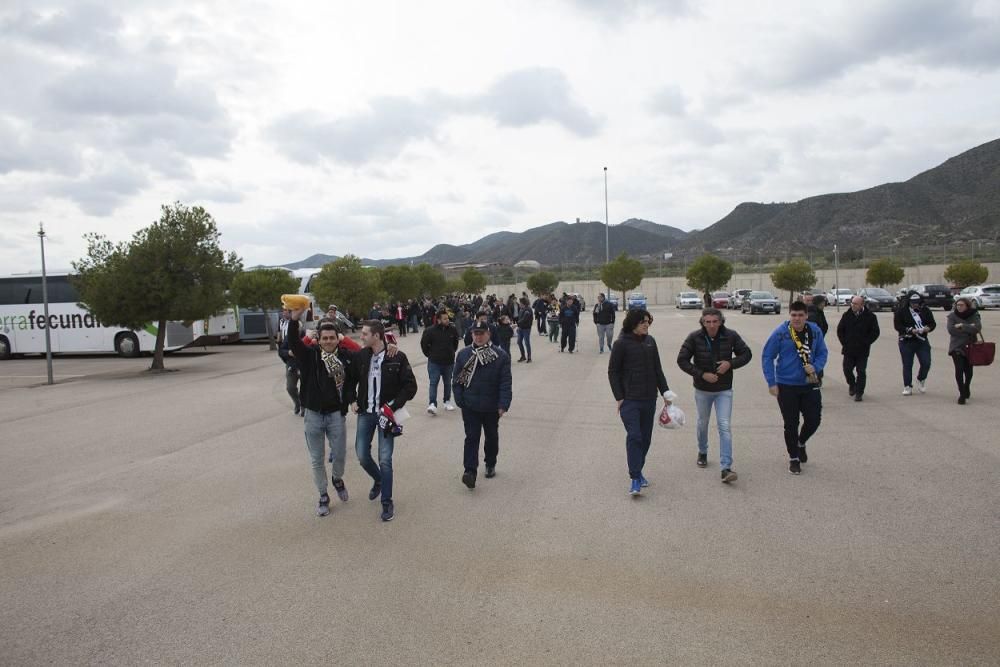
xmin=456 ymin=344 xmax=499 ymax=388
xmin=320 ymin=349 xmax=346 ymax=397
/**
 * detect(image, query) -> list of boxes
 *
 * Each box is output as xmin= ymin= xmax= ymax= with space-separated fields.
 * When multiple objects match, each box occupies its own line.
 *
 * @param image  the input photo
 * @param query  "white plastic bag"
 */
xmin=658 ymin=403 xmax=686 ymax=430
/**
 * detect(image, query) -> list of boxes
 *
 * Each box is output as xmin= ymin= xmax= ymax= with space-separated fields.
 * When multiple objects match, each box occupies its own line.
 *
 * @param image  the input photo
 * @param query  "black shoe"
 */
xmin=721 ymin=468 xmax=738 ymax=483
xmin=332 ymin=478 xmax=348 ymax=502
xmin=854 ymin=393 xmax=863 ymax=402
xmin=381 ymin=500 xmax=394 ymax=522
xmin=485 ymin=466 xmax=496 ymax=478
xmin=789 ymin=460 xmax=801 ymax=475
xmin=368 ymin=482 xmax=382 ymax=501
xmin=293 ymin=403 xmax=301 ymax=415
xmin=696 ymin=453 xmax=708 ymax=468
xmin=462 ymin=470 xmax=477 ymax=489
xmin=517 ymin=357 xmax=526 ymax=362
xmin=848 ymin=386 xmax=856 ymax=397
xmin=526 ymin=358 xmax=531 ymax=363
xmin=798 ymin=446 xmax=808 ymax=463
xmin=958 ymin=396 xmax=966 ymax=405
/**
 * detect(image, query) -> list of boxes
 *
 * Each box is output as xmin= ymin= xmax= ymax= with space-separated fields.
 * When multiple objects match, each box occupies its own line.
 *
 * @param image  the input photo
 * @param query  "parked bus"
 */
xmin=0 ymin=273 xmax=204 ymax=360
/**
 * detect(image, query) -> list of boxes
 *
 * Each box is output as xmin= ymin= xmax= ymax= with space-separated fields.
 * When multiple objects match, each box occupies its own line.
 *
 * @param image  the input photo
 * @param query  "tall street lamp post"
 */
xmin=38 ymin=222 xmax=54 ymax=385
xmin=603 ymin=167 xmax=609 ymax=265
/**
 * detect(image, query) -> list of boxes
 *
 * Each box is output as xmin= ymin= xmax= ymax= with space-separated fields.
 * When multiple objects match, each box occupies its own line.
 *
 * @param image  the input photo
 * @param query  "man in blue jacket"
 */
xmin=761 ymin=301 xmax=828 ymax=475
xmin=452 ymin=321 xmax=512 ymax=488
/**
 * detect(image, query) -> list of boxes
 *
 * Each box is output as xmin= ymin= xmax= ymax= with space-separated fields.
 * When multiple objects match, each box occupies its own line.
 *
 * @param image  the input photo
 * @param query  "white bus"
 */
xmin=0 ymin=273 xmax=203 ymax=360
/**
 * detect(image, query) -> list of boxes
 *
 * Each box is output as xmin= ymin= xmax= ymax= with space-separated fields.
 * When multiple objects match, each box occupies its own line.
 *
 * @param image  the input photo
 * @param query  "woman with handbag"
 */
xmin=946 ymin=297 xmax=982 ymax=404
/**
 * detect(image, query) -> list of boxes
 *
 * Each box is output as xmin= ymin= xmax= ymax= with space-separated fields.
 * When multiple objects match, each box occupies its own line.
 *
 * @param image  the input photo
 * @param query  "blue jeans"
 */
xmin=693 ymin=389 xmax=734 ymax=470
xmin=619 ymin=398 xmax=656 ymax=480
xmin=517 ymin=328 xmax=531 ymax=359
xmin=595 ymin=323 xmax=614 ymax=352
xmin=899 ymin=339 xmax=932 ymax=387
xmin=355 ymin=412 xmax=395 ymax=501
xmin=303 ymin=409 xmax=347 ymax=494
xmin=427 ymin=361 xmax=453 ymax=405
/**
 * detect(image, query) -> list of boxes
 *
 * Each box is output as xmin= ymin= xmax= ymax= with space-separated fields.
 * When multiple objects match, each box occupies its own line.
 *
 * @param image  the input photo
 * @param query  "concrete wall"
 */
xmin=485 ymin=262 xmax=1000 ymax=307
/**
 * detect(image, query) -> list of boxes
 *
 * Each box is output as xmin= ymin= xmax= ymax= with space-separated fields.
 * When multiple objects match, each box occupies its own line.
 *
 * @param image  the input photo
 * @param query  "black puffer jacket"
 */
xmin=421 ymin=323 xmax=460 ymax=365
xmin=355 ymin=345 xmax=417 ymax=412
xmin=836 ymin=307 xmax=880 ymax=355
xmin=608 ymin=333 xmax=670 ymax=401
xmin=676 ymin=326 xmax=752 ymax=392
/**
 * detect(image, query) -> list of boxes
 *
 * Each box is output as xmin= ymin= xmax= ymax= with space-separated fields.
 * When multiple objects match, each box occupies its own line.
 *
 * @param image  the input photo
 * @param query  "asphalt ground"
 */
xmin=1 ymin=306 xmax=998 ymax=665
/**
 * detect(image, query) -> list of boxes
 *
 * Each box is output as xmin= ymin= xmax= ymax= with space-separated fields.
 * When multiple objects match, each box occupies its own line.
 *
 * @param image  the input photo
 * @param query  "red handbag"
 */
xmin=967 ymin=333 xmax=995 ymax=367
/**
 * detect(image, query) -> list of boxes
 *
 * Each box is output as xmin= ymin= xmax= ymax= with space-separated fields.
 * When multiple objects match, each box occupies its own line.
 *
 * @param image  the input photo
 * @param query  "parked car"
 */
xmin=957 ymin=284 xmax=1000 ymax=309
xmin=728 ymin=289 xmax=752 ymax=309
xmin=711 ymin=292 xmax=731 ymax=309
xmin=899 ymin=284 xmax=953 ymax=310
xmin=796 ymin=289 xmax=817 ymax=305
xmin=676 ymin=292 xmax=701 ymax=309
xmin=856 ymin=287 xmax=897 ymax=312
xmin=627 ymin=292 xmax=647 ymax=310
xmin=607 ymin=294 xmax=620 ymax=310
xmin=825 ymin=288 xmax=855 ymax=306
xmin=741 ymin=291 xmax=781 ymax=314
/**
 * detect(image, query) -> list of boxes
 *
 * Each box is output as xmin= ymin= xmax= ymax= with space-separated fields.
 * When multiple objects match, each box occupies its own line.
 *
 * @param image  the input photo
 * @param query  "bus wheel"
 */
xmin=115 ymin=333 xmax=140 ymax=358
xmin=0 ymin=335 xmax=11 ymax=360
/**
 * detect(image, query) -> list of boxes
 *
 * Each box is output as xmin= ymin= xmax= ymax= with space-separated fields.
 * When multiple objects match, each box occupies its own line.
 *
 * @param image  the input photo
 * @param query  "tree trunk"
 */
xmin=151 ymin=317 xmax=167 ymax=370
xmin=263 ymin=307 xmax=277 ymax=351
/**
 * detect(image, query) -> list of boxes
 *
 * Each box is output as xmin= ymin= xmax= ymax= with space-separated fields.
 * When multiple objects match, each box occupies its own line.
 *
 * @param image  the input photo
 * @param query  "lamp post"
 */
xmin=38 ymin=223 xmax=54 ymax=385
xmin=603 ymin=166 xmax=609 ymax=264
xmin=756 ymin=249 xmax=764 ymax=291
xmin=833 ymin=244 xmax=841 ymax=313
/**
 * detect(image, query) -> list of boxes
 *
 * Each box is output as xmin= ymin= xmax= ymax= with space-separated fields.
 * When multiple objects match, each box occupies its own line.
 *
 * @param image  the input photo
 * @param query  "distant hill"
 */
xmin=681 ymin=137 xmax=1000 ymax=256
xmin=279 ymin=138 xmax=999 ymax=268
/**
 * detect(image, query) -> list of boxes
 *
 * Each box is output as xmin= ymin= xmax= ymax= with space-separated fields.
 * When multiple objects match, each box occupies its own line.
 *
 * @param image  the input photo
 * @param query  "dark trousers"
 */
xmin=462 ymin=408 xmax=500 ymax=472
xmin=776 ymin=384 xmax=822 ymax=459
xmin=560 ymin=324 xmax=577 ymax=352
xmin=951 ymin=353 xmax=973 ymax=398
xmin=619 ymin=398 xmax=656 ymax=479
xmin=842 ymin=352 xmax=870 ymax=395
xmin=285 ymin=366 xmax=300 ymax=408
xmin=899 ymin=339 xmax=931 ymax=387
xmin=536 ymin=314 xmax=547 ymax=335
xmin=517 ymin=328 xmax=532 ymax=360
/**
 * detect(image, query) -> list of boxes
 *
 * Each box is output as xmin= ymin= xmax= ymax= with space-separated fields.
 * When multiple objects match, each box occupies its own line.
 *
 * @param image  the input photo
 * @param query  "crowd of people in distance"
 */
xmin=275 ymin=287 xmax=990 ymax=515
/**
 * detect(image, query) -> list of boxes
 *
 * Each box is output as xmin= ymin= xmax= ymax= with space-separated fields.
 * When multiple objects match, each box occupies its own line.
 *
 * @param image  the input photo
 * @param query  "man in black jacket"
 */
xmin=354 ymin=320 xmax=418 ymax=522
xmin=277 ymin=309 xmax=302 ymax=415
xmin=676 ymin=308 xmax=752 ymax=483
xmin=592 ymin=293 xmax=616 ymax=354
xmin=286 ymin=316 xmax=359 ymax=517
xmin=532 ymin=295 xmax=549 ymax=335
xmin=894 ymin=292 xmax=936 ymax=395
xmin=421 ymin=307 xmax=460 ymax=415
xmin=836 ymin=296 xmax=880 ymax=402
xmin=559 ymin=295 xmax=580 ymax=353
xmin=608 ymin=308 xmax=675 ymax=496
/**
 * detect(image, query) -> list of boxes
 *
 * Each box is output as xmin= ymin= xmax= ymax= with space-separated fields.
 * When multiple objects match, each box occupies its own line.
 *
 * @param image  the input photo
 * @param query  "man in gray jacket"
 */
xmin=676 ymin=308 xmax=752 ymax=483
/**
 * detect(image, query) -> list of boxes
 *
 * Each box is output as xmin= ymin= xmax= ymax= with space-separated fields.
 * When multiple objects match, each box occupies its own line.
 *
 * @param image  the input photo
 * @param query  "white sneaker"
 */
xmin=443 ymin=400 xmax=456 ymax=411
xmin=427 ymin=404 xmax=438 ymax=415
xmin=902 ymin=386 xmax=912 ymax=396
xmin=917 ymin=380 xmax=926 ymax=394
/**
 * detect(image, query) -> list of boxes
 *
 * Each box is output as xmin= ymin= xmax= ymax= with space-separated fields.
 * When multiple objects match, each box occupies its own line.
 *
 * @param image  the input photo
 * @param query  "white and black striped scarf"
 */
xmin=456 ymin=345 xmax=499 ymax=388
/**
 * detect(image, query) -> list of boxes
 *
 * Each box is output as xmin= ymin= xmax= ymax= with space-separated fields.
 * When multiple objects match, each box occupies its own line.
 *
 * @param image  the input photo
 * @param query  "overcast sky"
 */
xmin=2 ymin=0 xmax=999 ymax=273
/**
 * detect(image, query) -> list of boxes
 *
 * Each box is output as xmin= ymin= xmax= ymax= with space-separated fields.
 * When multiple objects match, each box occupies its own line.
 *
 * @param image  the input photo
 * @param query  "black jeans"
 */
xmin=536 ymin=314 xmax=547 ymax=335
xmin=560 ymin=324 xmax=577 ymax=352
xmin=462 ymin=408 xmax=500 ymax=472
xmin=951 ymin=353 xmax=973 ymax=398
xmin=842 ymin=352 xmax=870 ymax=395
xmin=776 ymin=384 xmax=822 ymax=459
xmin=619 ymin=398 xmax=656 ymax=479
xmin=285 ymin=365 xmax=300 ymax=408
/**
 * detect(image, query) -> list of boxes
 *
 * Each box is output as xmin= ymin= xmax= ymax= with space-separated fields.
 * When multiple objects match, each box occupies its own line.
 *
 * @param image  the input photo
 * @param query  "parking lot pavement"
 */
xmin=1 ymin=309 xmax=998 ymax=665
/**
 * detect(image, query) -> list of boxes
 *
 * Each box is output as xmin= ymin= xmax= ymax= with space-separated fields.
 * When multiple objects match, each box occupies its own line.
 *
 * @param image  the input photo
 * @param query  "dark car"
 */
xmin=856 ymin=287 xmax=897 ymax=312
xmin=741 ymin=291 xmax=781 ymax=314
xmin=900 ymin=284 xmax=953 ymax=310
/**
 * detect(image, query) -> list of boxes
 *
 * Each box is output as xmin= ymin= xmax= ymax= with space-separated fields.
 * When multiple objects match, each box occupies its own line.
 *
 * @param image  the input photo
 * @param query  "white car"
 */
xmin=958 ymin=284 xmax=1000 ymax=309
xmin=825 ymin=288 xmax=855 ymax=306
xmin=676 ymin=292 xmax=702 ymax=309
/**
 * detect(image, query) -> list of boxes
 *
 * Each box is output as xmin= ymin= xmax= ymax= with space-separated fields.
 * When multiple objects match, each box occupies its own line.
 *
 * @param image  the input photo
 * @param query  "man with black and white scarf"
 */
xmin=452 ymin=321 xmax=513 ymax=489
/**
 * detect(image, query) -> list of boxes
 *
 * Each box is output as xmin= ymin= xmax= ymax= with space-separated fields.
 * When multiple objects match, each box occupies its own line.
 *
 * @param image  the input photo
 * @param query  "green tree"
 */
xmin=460 ymin=267 xmax=487 ymax=294
xmin=72 ymin=203 xmax=242 ymax=371
xmin=685 ymin=254 xmax=734 ymax=306
xmin=600 ymin=252 xmax=645 ymax=303
xmin=771 ymin=260 xmax=817 ymax=307
xmin=379 ymin=265 xmax=419 ymax=303
xmin=527 ymin=271 xmax=559 ymax=296
xmin=866 ymin=258 xmax=905 ymax=287
xmin=413 ymin=263 xmax=445 ymax=298
xmin=311 ymin=255 xmax=383 ymax=321
xmin=229 ymin=268 xmax=299 ymax=350
xmin=444 ymin=277 xmax=465 ymax=294
xmin=944 ymin=259 xmax=988 ymax=288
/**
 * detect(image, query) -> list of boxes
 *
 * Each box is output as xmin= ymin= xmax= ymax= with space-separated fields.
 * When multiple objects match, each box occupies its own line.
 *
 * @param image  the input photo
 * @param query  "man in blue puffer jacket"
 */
xmin=452 ymin=321 xmax=513 ymax=489
xmin=762 ymin=300 xmax=828 ymax=475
